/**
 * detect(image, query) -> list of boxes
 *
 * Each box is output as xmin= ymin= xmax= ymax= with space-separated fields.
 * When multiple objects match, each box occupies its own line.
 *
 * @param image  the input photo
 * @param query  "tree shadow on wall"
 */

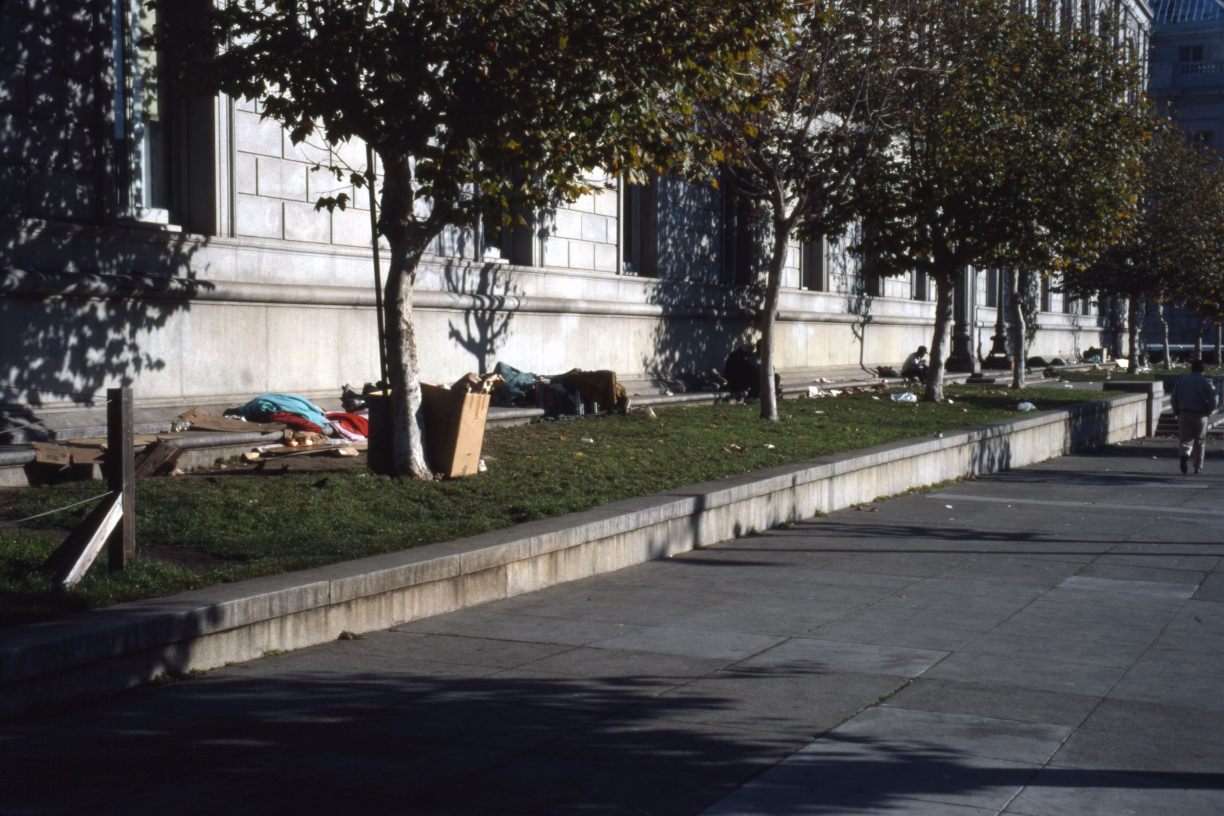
xmin=641 ymin=278 xmax=758 ymax=392
xmin=641 ymin=177 xmax=758 ymax=391
xmin=846 ymin=275 xmax=875 ymax=374
xmin=441 ymin=258 xmax=521 ymax=375
xmin=1 ymin=7 xmax=213 ymax=442
xmin=1 ymin=224 xmax=210 ymax=442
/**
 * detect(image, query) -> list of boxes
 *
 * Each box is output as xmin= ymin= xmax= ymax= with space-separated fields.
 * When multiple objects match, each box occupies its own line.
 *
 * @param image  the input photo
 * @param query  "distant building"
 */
xmin=1150 ymin=0 xmax=1224 ymax=151
xmin=1143 ymin=0 xmax=1224 ymax=351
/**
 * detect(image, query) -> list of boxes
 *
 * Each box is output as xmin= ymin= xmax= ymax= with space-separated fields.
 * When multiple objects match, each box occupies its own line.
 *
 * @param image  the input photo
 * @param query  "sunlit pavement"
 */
xmin=3 ymin=438 xmax=1222 ymax=815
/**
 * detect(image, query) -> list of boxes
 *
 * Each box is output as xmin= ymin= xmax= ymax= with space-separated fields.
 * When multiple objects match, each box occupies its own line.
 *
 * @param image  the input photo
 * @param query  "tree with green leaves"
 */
xmin=696 ymin=1 xmax=907 ymax=422
xmin=1064 ymin=119 xmax=1224 ymax=373
xmin=162 ymin=0 xmax=777 ymax=477
xmin=864 ymin=0 xmax=1146 ymax=400
xmin=695 ymin=0 xmax=915 ymax=420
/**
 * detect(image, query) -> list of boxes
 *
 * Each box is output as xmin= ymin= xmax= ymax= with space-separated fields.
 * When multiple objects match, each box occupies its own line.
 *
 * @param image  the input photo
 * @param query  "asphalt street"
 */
xmin=3 ymin=437 xmax=1223 ymax=815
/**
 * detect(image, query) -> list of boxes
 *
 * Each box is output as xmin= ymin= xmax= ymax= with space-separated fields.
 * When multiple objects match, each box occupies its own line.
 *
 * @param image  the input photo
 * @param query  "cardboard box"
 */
xmin=421 ymin=384 xmax=491 ymax=478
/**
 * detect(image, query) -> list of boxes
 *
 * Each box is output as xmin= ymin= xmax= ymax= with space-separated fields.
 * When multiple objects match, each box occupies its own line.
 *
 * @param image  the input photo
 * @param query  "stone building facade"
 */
xmin=1 ymin=1 xmax=1148 ymax=434
xmin=1145 ymin=0 xmax=1224 ymax=351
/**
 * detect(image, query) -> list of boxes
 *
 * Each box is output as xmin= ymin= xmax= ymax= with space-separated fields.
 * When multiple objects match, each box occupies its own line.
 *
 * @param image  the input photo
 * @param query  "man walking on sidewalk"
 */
xmin=1171 ymin=359 xmax=1216 ymax=474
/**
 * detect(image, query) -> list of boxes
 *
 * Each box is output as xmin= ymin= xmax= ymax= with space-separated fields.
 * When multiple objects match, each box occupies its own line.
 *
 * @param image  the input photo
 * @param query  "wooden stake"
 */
xmin=45 ymin=492 xmax=124 ymax=588
xmin=106 ymin=387 xmax=135 ymax=570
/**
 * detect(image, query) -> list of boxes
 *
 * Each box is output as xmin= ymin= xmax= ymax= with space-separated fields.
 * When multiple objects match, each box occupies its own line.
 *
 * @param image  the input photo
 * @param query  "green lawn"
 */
xmin=1055 ymin=366 xmax=1224 ymax=383
xmin=0 ymin=385 xmax=1118 ymax=628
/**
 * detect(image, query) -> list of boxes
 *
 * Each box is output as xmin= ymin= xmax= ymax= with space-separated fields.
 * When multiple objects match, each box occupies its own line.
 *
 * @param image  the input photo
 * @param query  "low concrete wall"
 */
xmin=0 ymin=393 xmax=1148 ymax=715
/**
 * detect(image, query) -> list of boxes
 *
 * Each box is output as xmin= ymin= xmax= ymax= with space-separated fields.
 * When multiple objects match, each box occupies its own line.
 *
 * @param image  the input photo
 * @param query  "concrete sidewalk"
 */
xmin=4 ymin=438 xmax=1223 ymax=815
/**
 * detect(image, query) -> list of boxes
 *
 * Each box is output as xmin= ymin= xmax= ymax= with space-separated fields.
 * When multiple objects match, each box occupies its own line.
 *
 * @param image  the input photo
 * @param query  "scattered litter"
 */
xmin=872 ymin=395 xmax=881 ymax=400
xmin=723 ymin=443 xmax=745 ymax=453
xmin=1016 ymin=401 xmax=1037 ymax=412
xmin=890 ymin=392 xmax=917 ymax=403
xmin=763 ymin=443 xmax=776 ymax=450
xmin=945 ymin=504 xmax=953 ymax=509
xmin=946 ymin=398 xmax=954 ymax=404
xmin=580 ymin=437 xmax=595 ymax=444
xmin=808 ymin=386 xmax=828 ymax=398
xmin=478 ymin=459 xmax=488 ymax=474
xmin=1064 ymin=383 xmax=1075 ymax=388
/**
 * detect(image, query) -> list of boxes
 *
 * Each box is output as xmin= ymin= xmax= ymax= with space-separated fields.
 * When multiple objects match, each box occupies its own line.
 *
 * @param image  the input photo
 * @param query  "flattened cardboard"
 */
xmin=32 ymin=443 xmax=71 ymax=466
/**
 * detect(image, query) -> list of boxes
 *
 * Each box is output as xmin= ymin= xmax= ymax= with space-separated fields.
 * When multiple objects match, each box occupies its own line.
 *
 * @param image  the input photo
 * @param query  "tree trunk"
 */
xmin=1156 ymin=300 xmax=1171 ymax=370
xmin=380 ymin=153 xmax=434 ymax=479
xmin=1127 ymin=296 xmax=1139 ymax=374
xmin=925 ymin=274 xmax=954 ymax=402
xmin=1195 ymin=314 xmax=1206 ymax=361
xmin=758 ymin=214 xmax=791 ymax=422
xmin=1009 ymin=268 xmax=1026 ymax=389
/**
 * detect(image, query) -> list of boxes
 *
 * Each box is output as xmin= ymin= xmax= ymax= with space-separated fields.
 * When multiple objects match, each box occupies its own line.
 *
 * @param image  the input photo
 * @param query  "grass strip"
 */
xmin=0 ymin=385 xmax=1118 ymax=628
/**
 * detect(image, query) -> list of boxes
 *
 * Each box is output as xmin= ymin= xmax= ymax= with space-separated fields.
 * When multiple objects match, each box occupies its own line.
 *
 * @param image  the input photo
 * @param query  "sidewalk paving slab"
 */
xmin=3 ymin=438 xmax=1223 ymax=815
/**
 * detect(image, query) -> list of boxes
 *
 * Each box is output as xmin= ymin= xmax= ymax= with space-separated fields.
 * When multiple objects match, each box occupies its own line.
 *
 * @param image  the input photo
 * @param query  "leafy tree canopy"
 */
xmin=164 ymin=0 xmax=778 ymax=238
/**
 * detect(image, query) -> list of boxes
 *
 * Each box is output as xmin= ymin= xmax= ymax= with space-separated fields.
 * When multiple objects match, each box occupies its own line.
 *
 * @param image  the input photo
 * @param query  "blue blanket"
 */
xmin=238 ymin=393 xmax=331 ymax=429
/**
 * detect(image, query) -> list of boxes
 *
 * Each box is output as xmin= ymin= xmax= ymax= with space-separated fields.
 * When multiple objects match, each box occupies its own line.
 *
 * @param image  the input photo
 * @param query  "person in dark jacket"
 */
xmin=900 ymin=345 xmax=929 ymax=384
xmin=1170 ymin=359 xmax=1217 ymax=474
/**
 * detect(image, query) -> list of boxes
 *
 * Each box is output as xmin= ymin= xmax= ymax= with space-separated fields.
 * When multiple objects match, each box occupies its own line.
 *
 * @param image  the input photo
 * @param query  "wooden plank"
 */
xmin=177 ymin=409 xmax=285 ymax=433
xmin=44 ymin=492 xmax=124 ymax=588
xmin=254 ymin=440 xmax=366 ymax=457
xmin=31 ymin=443 xmax=72 ymax=466
xmin=134 ymin=440 xmax=183 ymax=478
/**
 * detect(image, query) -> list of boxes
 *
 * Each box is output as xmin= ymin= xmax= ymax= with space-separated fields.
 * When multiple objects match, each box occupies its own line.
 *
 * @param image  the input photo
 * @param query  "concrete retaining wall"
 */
xmin=0 ymin=393 xmax=1148 ymax=715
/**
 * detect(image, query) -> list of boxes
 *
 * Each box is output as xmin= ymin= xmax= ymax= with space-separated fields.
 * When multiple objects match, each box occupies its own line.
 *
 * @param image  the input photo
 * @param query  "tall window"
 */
xmin=113 ymin=0 xmax=216 ymax=232
xmin=801 ymin=237 xmax=826 ymax=291
xmin=114 ymin=0 xmax=170 ymax=222
xmin=621 ymin=176 xmax=657 ymax=277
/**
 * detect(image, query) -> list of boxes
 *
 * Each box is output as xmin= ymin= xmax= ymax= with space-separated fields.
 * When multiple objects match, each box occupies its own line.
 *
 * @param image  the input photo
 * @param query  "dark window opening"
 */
xmin=622 ymin=176 xmax=657 ymax=277
xmin=801 ymin=238 xmax=826 ymax=291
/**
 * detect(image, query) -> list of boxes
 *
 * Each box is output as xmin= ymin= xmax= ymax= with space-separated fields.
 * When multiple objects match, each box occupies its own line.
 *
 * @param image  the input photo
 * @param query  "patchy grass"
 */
xmin=1055 ymin=365 xmax=1224 ymax=383
xmin=0 ymin=385 xmax=1117 ymax=627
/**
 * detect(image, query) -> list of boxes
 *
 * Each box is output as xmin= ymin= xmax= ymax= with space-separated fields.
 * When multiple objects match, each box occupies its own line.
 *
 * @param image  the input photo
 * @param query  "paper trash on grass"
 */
xmin=890 ymin=392 xmax=918 ymax=403
xmin=1016 ymin=401 xmax=1037 ymax=412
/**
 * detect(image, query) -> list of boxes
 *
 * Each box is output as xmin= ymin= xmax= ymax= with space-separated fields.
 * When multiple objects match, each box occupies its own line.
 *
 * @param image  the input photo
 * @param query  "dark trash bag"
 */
xmin=540 ymin=381 xmax=584 ymax=416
